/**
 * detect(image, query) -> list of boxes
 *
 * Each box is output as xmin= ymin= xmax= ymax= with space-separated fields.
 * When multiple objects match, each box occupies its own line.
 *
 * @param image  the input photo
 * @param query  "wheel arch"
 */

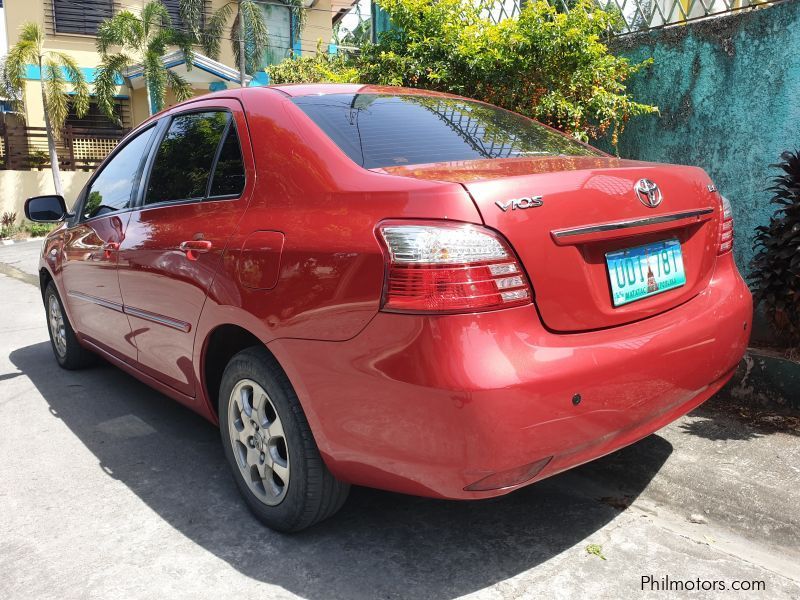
xmin=39 ymin=267 xmax=54 ymax=299
xmin=201 ymin=323 xmax=288 ymax=421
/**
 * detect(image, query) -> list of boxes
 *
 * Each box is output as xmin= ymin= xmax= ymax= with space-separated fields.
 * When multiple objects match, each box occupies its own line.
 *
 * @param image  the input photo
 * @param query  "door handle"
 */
xmin=102 ymin=241 xmax=119 ymax=259
xmin=179 ymin=240 xmax=213 ymax=261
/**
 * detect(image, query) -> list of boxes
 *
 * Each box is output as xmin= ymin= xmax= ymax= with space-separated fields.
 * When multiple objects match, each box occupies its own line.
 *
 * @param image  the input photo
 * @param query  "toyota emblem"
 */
xmin=635 ymin=179 xmax=663 ymax=208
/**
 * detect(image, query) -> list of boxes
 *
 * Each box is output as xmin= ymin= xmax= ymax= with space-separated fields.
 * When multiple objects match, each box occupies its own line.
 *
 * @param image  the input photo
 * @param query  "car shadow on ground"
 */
xmin=11 ymin=341 xmax=673 ymax=600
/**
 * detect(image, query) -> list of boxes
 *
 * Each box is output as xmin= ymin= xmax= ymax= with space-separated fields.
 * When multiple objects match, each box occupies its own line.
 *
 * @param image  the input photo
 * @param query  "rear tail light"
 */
xmin=718 ymin=195 xmax=733 ymax=255
xmin=377 ymin=221 xmax=533 ymax=314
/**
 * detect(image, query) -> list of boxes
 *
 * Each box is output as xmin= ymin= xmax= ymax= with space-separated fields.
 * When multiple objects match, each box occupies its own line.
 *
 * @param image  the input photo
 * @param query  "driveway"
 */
xmin=0 ymin=240 xmax=798 ymax=599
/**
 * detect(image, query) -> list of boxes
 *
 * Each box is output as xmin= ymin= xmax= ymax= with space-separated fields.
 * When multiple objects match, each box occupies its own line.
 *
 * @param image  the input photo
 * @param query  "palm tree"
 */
xmin=179 ymin=0 xmax=306 ymax=87
xmin=94 ymin=1 xmax=195 ymax=122
xmin=2 ymin=23 xmax=90 ymax=196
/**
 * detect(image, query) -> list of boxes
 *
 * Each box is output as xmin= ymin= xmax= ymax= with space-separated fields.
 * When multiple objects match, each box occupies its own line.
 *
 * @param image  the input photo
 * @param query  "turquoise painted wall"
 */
xmin=610 ymin=1 xmax=800 ymax=273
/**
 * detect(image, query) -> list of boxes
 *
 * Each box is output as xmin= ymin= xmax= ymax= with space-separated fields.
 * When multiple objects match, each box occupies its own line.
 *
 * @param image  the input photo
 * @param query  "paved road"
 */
xmin=0 ymin=239 xmax=44 ymax=283
xmin=0 ymin=244 xmax=798 ymax=599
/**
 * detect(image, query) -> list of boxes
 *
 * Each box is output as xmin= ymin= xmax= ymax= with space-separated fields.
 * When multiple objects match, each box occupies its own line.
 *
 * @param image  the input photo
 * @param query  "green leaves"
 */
xmin=54 ymin=52 xmax=90 ymax=119
xmin=95 ymin=53 xmax=131 ymax=125
xmin=360 ymin=0 xmax=656 ymax=143
xmin=96 ymin=11 xmax=144 ymax=54
xmin=95 ymin=1 xmax=200 ymax=118
xmin=200 ymin=2 xmax=233 ymax=60
xmin=268 ymin=0 xmax=656 ymax=143
xmin=751 ymin=150 xmax=800 ymax=343
xmin=266 ymin=41 xmax=360 ymax=84
xmin=4 ymin=36 xmax=38 ymax=93
xmin=234 ymin=0 xmax=271 ymax=75
xmin=141 ymin=0 xmax=172 ymax=37
xmin=1 ymin=22 xmax=90 ymax=132
xmin=165 ymin=68 xmax=193 ymax=102
xmin=43 ymin=59 xmax=69 ymax=136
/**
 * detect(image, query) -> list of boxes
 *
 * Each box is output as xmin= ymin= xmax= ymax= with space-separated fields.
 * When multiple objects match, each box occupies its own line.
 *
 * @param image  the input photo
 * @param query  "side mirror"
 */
xmin=24 ymin=195 xmax=68 ymax=223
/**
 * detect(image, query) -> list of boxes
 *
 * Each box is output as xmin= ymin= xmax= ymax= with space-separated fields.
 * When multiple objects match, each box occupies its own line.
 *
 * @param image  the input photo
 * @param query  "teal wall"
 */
xmin=371 ymin=1 xmax=393 ymax=42
xmin=610 ymin=0 xmax=800 ymax=273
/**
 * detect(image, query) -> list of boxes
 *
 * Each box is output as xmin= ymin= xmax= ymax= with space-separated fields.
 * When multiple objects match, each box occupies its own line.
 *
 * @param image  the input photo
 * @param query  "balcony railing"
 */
xmin=0 ymin=122 xmax=127 ymax=171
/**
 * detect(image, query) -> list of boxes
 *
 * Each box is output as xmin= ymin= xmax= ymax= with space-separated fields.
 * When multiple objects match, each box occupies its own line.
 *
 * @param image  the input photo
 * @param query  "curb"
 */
xmin=727 ymin=349 xmax=800 ymax=411
xmin=1 ymin=238 xmax=40 ymax=246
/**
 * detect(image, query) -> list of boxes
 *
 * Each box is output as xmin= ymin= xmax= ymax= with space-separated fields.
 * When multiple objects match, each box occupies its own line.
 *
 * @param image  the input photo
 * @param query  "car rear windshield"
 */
xmin=292 ymin=93 xmax=600 ymax=169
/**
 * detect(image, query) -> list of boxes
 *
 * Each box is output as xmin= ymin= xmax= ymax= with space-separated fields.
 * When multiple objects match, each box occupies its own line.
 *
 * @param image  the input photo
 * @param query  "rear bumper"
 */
xmin=269 ymin=254 xmax=752 ymax=499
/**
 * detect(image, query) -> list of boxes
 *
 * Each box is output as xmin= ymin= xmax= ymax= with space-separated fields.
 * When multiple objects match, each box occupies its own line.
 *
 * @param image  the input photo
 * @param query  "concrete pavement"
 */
xmin=0 ymin=242 xmax=798 ymax=599
xmin=0 ymin=239 xmax=44 ymax=284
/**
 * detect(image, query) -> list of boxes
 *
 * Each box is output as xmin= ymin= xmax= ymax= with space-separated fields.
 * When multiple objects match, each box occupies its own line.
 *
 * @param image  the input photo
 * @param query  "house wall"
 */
xmin=0 ymin=170 xmax=92 ymax=223
xmin=303 ymin=0 xmax=335 ymax=53
xmin=4 ymin=0 xmax=334 ymax=128
xmin=610 ymin=0 xmax=800 ymax=274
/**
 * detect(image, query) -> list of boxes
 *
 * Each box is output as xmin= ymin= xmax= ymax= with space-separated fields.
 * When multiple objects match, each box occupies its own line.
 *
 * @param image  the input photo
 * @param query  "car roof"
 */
xmin=135 ymin=84 xmax=470 ymax=130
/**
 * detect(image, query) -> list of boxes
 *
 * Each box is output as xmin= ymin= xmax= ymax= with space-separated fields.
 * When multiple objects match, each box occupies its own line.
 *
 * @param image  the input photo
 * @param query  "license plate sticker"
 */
xmin=606 ymin=239 xmax=686 ymax=307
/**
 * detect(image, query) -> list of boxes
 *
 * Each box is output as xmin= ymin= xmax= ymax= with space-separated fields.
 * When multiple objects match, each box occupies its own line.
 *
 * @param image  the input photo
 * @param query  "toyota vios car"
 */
xmin=25 ymin=84 xmax=752 ymax=531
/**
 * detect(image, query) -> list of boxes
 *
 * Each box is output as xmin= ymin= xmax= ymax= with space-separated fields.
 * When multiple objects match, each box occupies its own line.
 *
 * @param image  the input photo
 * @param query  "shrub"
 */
xmin=27 ymin=150 xmax=49 ymax=168
xmin=24 ymin=221 xmax=55 ymax=237
xmin=751 ymin=150 xmax=800 ymax=344
xmin=267 ymin=0 xmax=656 ymax=143
xmin=266 ymin=42 xmax=360 ymax=84
xmin=1 ymin=211 xmax=17 ymax=239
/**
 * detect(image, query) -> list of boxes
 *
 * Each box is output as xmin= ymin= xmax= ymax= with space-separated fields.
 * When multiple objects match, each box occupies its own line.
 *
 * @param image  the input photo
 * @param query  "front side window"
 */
xmin=145 ymin=111 xmax=232 ymax=205
xmin=82 ymin=126 xmax=157 ymax=219
xmin=293 ymin=93 xmax=601 ymax=169
xmin=53 ymin=0 xmax=114 ymax=35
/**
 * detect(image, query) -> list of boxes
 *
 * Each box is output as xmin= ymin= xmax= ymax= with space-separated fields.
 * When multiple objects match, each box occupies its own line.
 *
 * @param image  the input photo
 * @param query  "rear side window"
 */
xmin=145 ymin=111 xmax=244 ymax=205
xmin=82 ymin=125 xmax=157 ymax=219
xmin=293 ymin=93 xmax=600 ymax=169
xmin=209 ymin=125 xmax=246 ymax=197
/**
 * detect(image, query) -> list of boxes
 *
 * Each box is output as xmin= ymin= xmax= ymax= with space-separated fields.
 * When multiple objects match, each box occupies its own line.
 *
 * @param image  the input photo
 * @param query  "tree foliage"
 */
xmin=2 ymin=23 xmax=90 ymax=133
xmin=180 ymin=0 xmax=306 ymax=77
xmin=1 ymin=22 xmax=90 ymax=194
xmin=751 ymin=150 xmax=800 ymax=344
xmin=266 ymin=42 xmax=360 ymax=84
xmin=269 ymin=0 xmax=656 ymax=143
xmin=95 ymin=1 xmax=195 ymax=119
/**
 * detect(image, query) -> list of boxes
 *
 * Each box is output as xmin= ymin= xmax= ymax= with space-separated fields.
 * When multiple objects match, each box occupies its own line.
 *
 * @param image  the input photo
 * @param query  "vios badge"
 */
xmin=495 ymin=196 xmax=544 ymax=212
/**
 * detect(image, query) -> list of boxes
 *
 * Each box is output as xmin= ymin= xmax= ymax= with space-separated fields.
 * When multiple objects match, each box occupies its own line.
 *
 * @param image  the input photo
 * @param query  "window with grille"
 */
xmin=160 ymin=0 xmax=205 ymax=31
xmin=64 ymin=100 xmax=129 ymax=133
xmin=52 ymin=0 xmax=114 ymax=35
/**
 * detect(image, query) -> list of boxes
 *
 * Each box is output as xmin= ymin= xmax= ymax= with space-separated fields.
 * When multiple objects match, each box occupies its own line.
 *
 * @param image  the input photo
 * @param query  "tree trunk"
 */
xmin=146 ymin=76 xmax=154 ymax=116
xmin=40 ymin=57 xmax=64 ymax=197
xmin=239 ymin=2 xmax=247 ymax=88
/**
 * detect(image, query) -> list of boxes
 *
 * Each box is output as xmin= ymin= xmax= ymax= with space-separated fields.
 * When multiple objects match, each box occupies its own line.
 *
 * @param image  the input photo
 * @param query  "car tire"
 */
xmin=44 ymin=281 xmax=95 ymax=370
xmin=219 ymin=346 xmax=350 ymax=532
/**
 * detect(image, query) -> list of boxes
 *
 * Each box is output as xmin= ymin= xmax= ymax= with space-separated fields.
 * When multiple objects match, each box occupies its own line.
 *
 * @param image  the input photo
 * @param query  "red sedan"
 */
xmin=25 ymin=84 xmax=752 ymax=531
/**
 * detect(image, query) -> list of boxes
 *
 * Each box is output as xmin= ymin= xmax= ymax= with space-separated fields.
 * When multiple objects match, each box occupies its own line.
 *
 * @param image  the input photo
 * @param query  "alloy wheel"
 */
xmin=48 ymin=294 xmax=67 ymax=358
xmin=227 ymin=378 xmax=290 ymax=506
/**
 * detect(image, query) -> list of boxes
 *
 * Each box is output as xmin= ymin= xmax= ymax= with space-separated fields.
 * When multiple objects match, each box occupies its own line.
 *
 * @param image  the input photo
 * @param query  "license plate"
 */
xmin=606 ymin=239 xmax=686 ymax=307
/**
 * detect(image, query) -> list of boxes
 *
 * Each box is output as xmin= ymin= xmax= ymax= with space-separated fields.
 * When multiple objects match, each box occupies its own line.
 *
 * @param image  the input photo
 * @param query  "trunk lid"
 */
xmin=378 ymin=157 xmax=722 ymax=332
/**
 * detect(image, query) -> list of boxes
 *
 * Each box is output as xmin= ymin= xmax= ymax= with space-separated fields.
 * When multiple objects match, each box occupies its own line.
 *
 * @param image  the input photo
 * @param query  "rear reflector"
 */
xmin=464 ymin=457 xmax=552 ymax=492
xmin=377 ymin=221 xmax=533 ymax=314
xmin=718 ymin=195 xmax=734 ymax=255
